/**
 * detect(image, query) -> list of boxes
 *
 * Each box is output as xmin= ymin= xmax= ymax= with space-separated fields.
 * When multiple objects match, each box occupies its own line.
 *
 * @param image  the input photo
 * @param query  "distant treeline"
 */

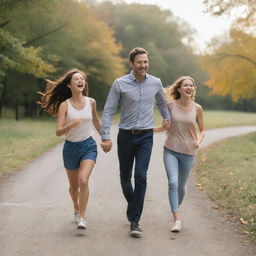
xmin=0 ymin=0 xmax=255 ymax=120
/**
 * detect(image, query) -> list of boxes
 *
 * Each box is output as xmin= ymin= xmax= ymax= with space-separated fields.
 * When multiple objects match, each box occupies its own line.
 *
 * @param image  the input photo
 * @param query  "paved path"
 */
xmin=1 ymin=126 xmax=256 ymax=256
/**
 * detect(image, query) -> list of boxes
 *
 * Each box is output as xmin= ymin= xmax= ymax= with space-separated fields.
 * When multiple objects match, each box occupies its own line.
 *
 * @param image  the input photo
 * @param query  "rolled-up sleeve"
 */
xmin=101 ymin=81 xmax=120 ymax=140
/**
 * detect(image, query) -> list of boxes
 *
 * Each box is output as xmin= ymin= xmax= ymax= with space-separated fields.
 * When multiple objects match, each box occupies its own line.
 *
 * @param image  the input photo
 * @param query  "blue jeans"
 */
xmin=117 ymin=130 xmax=153 ymax=222
xmin=163 ymin=147 xmax=195 ymax=213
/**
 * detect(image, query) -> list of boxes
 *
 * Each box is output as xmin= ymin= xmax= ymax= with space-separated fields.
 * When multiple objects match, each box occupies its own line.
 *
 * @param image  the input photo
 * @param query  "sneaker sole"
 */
xmin=171 ymin=229 xmax=180 ymax=233
xmin=77 ymin=225 xmax=87 ymax=229
xmin=130 ymin=230 xmax=142 ymax=237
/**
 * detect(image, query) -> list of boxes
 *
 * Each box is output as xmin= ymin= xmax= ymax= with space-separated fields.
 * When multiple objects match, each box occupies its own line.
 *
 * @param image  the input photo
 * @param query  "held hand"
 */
xmin=162 ymin=120 xmax=171 ymax=130
xmin=100 ymin=141 xmax=106 ymax=152
xmin=193 ymin=140 xmax=200 ymax=149
xmin=100 ymin=139 xmax=112 ymax=153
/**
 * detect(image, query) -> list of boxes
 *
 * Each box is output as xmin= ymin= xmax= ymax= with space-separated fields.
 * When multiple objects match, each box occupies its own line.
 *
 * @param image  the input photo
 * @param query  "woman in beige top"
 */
xmin=154 ymin=76 xmax=205 ymax=232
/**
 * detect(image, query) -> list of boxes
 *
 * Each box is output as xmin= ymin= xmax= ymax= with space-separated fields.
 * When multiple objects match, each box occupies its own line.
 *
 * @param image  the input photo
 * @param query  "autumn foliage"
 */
xmin=200 ymin=29 xmax=256 ymax=101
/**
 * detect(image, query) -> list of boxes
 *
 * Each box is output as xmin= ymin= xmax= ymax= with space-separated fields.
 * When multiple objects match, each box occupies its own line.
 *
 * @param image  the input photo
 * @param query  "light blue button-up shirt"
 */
xmin=101 ymin=73 xmax=170 ymax=140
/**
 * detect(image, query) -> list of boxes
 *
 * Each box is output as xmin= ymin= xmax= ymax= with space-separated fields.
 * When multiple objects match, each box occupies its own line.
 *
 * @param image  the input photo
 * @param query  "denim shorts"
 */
xmin=62 ymin=137 xmax=98 ymax=170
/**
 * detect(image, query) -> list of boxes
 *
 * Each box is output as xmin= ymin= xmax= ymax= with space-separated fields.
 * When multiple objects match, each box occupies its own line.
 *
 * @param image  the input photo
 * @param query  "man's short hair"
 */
xmin=129 ymin=47 xmax=148 ymax=62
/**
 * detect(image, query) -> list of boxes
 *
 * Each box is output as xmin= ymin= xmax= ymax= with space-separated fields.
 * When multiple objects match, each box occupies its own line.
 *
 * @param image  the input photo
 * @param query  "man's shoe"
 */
xmin=74 ymin=209 xmax=80 ymax=224
xmin=171 ymin=220 xmax=181 ymax=232
xmin=130 ymin=222 xmax=142 ymax=237
xmin=77 ymin=218 xmax=87 ymax=229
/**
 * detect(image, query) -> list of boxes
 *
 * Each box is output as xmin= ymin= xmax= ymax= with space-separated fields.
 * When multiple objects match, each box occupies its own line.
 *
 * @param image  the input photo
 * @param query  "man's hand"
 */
xmin=100 ymin=139 xmax=112 ymax=153
xmin=162 ymin=120 xmax=171 ymax=130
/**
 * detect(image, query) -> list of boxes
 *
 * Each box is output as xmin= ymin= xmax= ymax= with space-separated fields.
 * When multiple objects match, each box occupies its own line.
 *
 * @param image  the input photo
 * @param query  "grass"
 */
xmin=154 ymin=109 xmax=256 ymax=129
xmin=203 ymin=110 xmax=256 ymax=129
xmin=0 ymin=118 xmax=62 ymax=176
xmin=195 ymin=133 xmax=256 ymax=239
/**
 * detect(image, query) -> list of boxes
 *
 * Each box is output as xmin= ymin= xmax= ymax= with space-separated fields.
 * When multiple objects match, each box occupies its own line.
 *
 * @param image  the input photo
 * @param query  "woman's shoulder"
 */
xmin=167 ymin=100 xmax=175 ymax=108
xmin=87 ymin=97 xmax=96 ymax=106
xmin=167 ymin=100 xmax=175 ymax=105
xmin=58 ymin=100 xmax=68 ymax=112
xmin=60 ymin=100 xmax=68 ymax=107
xmin=194 ymin=102 xmax=203 ymax=113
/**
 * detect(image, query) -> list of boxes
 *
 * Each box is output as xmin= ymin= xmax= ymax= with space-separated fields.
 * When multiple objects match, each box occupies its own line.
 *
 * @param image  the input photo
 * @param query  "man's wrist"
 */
xmin=101 ymin=135 xmax=110 ymax=141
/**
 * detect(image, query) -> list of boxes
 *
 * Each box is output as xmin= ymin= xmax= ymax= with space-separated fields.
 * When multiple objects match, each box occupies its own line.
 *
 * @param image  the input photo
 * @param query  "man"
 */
xmin=101 ymin=47 xmax=170 ymax=237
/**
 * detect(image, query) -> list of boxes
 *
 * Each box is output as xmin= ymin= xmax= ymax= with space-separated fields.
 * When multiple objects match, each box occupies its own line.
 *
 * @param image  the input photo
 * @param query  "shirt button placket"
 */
xmin=136 ymin=81 xmax=143 ymax=128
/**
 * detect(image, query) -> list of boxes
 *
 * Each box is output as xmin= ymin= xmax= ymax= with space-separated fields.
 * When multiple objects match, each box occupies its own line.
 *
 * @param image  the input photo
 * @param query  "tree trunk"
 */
xmin=15 ymin=102 xmax=19 ymax=121
xmin=243 ymin=99 xmax=248 ymax=112
xmin=24 ymin=101 xmax=28 ymax=117
xmin=0 ymin=76 xmax=7 ymax=118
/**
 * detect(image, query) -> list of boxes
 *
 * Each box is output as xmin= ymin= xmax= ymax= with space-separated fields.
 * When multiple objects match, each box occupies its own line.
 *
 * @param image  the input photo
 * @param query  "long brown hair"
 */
xmin=165 ymin=76 xmax=196 ymax=101
xmin=38 ymin=69 xmax=88 ymax=116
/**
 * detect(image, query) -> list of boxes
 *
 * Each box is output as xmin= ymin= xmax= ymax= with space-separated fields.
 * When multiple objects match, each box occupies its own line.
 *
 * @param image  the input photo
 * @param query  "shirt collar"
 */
xmin=130 ymin=71 xmax=148 ymax=82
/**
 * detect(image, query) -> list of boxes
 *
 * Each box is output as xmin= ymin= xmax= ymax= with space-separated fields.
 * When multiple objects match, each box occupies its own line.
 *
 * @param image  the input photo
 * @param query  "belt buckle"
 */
xmin=132 ymin=129 xmax=142 ymax=134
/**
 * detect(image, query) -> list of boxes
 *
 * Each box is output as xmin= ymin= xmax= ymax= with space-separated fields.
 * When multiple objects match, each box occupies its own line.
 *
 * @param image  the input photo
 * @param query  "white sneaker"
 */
xmin=74 ymin=209 xmax=80 ymax=224
xmin=171 ymin=220 xmax=182 ymax=232
xmin=77 ymin=218 xmax=87 ymax=229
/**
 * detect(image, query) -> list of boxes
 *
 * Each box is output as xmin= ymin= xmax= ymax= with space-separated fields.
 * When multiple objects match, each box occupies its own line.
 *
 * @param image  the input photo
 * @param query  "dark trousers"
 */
xmin=117 ymin=131 xmax=153 ymax=222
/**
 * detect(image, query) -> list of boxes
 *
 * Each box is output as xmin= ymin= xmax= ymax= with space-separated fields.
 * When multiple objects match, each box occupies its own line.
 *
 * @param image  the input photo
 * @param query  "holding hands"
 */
xmin=153 ymin=120 xmax=171 ymax=132
xmin=193 ymin=140 xmax=200 ymax=149
xmin=101 ymin=139 xmax=112 ymax=153
xmin=162 ymin=120 xmax=171 ymax=130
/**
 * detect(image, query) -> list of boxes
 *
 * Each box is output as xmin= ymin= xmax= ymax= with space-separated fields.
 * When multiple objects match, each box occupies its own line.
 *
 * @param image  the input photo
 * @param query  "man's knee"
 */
xmin=134 ymin=173 xmax=147 ymax=185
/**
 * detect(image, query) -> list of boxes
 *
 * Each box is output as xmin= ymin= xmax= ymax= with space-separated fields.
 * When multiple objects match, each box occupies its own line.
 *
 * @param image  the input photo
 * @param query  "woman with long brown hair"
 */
xmin=40 ymin=69 xmax=101 ymax=229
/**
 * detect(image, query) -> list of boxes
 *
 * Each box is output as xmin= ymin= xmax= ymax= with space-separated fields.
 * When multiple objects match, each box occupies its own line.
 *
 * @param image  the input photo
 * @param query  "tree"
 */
xmin=0 ymin=0 xmax=60 ymax=118
xmin=32 ymin=0 xmax=126 ymax=107
xmin=0 ymin=0 xmax=126 ymax=118
xmin=203 ymin=0 xmax=256 ymax=31
xmin=0 ymin=27 xmax=56 ymax=118
xmin=201 ymin=0 xmax=256 ymax=104
xmin=199 ymin=29 xmax=256 ymax=101
xmin=92 ymin=1 xmax=202 ymax=87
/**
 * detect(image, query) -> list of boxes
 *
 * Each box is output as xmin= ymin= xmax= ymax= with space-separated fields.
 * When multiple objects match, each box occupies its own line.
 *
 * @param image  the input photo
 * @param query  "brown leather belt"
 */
xmin=119 ymin=128 xmax=153 ymax=134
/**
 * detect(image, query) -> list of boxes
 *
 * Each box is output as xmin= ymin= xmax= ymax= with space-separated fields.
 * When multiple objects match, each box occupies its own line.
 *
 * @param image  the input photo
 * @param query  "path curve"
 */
xmin=0 ymin=126 xmax=256 ymax=256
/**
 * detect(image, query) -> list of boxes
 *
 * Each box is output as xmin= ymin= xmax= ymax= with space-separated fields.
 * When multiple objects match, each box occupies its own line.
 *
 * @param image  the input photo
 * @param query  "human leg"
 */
xmin=63 ymin=137 xmax=97 ymax=228
xmin=117 ymin=132 xmax=135 ymax=221
xmin=177 ymin=154 xmax=195 ymax=207
xmin=163 ymin=148 xmax=179 ymax=215
xmin=133 ymin=132 xmax=153 ymax=222
xmin=77 ymin=159 xmax=95 ymax=219
xmin=163 ymin=148 xmax=182 ymax=232
xmin=163 ymin=149 xmax=195 ymax=232
xmin=172 ymin=154 xmax=194 ymax=232
xmin=63 ymin=141 xmax=80 ymax=213
xmin=66 ymin=169 xmax=79 ymax=212
xmin=128 ymin=133 xmax=153 ymax=237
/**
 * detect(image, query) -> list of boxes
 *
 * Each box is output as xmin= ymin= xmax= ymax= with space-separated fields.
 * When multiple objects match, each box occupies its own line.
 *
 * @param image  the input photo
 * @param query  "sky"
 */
xmin=117 ymin=0 xmax=234 ymax=52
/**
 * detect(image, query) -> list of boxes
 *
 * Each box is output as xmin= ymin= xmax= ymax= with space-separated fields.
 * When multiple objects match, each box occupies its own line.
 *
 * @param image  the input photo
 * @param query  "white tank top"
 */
xmin=65 ymin=96 xmax=93 ymax=142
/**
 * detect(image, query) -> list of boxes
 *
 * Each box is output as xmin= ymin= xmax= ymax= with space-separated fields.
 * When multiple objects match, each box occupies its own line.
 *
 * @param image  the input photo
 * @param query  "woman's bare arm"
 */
xmin=90 ymin=98 xmax=101 ymax=135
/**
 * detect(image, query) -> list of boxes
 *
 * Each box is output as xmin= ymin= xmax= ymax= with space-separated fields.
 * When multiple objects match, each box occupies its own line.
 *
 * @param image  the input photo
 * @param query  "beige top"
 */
xmin=65 ymin=96 xmax=93 ymax=142
xmin=164 ymin=101 xmax=198 ymax=156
